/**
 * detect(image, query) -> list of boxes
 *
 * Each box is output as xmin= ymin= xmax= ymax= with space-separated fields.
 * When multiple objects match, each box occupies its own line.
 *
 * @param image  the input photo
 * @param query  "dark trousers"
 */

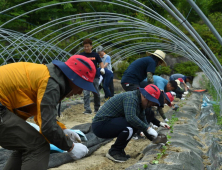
xmin=109 ymin=80 xmax=114 ymax=97
xmin=92 ymin=117 xmax=137 ymax=151
xmin=0 ymin=104 xmax=50 ymax=170
xmin=121 ymin=83 xmax=139 ymax=92
xmin=175 ymin=87 xmax=184 ymax=99
xmin=103 ymin=74 xmax=114 ymax=98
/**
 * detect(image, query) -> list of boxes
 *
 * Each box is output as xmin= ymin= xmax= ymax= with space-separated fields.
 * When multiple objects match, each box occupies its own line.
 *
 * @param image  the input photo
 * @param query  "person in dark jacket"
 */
xmin=0 ymin=55 xmax=96 ymax=170
xmin=80 ymin=38 xmax=105 ymax=114
xmin=121 ymin=50 xmax=167 ymax=91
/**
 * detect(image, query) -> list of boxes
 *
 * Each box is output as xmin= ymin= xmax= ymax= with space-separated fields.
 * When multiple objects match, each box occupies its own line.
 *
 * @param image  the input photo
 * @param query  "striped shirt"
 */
xmin=93 ymin=90 xmax=149 ymax=131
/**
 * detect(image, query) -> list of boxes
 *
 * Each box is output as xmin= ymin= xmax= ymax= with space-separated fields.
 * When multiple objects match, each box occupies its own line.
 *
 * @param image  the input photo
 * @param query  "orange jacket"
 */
xmin=0 ymin=62 xmax=72 ymax=151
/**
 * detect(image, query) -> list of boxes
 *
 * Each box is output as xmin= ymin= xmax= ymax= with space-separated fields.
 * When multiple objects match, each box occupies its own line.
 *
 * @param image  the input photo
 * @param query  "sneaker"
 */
xmin=121 ymin=149 xmax=130 ymax=159
xmin=106 ymin=150 xmax=128 ymax=162
xmin=82 ymin=110 xmax=92 ymax=114
xmin=184 ymin=91 xmax=188 ymax=95
xmin=182 ymin=94 xmax=186 ymax=97
xmin=181 ymin=98 xmax=185 ymax=100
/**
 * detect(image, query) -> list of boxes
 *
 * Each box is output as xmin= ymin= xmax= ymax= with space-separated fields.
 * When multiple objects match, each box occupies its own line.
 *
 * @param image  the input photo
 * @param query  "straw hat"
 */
xmin=175 ymin=79 xmax=182 ymax=89
xmin=146 ymin=50 xmax=167 ymax=66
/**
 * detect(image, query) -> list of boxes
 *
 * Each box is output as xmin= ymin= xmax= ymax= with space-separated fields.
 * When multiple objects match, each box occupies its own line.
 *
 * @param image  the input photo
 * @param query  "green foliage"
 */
xmin=143 ymin=164 xmax=148 ymax=169
xmin=155 ymin=66 xmax=172 ymax=75
xmin=174 ymin=61 xmax=199 ymax=77
xmin=115 ymin=61 xmax=129 ymax=79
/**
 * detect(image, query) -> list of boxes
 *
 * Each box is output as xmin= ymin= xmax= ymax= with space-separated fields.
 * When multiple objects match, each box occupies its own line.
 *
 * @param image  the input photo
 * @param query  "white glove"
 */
xmin=63 ymin=129 xmax=81 ymax=143
xmin=187 ymin=85 xmax=190 ymax=88
xmin=69 ymin=143 xmax=89 ymax=160
xmin=184 ymin=91 xmax=188 ymax=95
xmin=171 ymin=91 xmax=176 ymax=96
xmin=100 ymin=68 xmax=105 ymax=75
xmin=160 ymin=122 xmax=170 ymax=129
xmin=164 ymin=118 xmax=169 ymax=123
xmin=150 ymin=123 xmax=158 ymax=129
xmin=147 ymin=127 xmax=158 ymax=138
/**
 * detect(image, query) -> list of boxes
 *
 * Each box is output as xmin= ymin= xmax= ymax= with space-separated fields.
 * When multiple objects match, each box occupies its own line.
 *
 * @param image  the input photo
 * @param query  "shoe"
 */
xmin=106 ymin=149 xmax=128 ymax=162
xmin=181 ymin=98 xmax=185 ymax=100
xmin=82 ymin=110 xmax=92 ymax=114
xmin=121 ymin=149 xmax=130 ymax=159
xmin=94 ymin=109 xmax=99 ymax=114
xmin=182 ymin=94 xmax=186 ymax=97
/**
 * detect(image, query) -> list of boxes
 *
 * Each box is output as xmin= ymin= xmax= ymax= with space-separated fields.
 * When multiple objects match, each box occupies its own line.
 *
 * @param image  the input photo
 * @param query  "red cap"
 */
xmin=165 ymin=92 xmax=174 ymax=106
xmin=139 ymin=84 xmax=161 ymax=106
xmin=65 ymin=55 xmax=95 ymax=83
xmin=52 ymin=55 xmax=97 ymax=93
xmin=178 ymin=78 xmax=184 ymax=82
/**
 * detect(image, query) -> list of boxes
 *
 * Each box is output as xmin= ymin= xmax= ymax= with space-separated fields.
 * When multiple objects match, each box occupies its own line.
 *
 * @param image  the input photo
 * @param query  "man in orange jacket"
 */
xmin=0 ymin=55 xmax=96 ymax=170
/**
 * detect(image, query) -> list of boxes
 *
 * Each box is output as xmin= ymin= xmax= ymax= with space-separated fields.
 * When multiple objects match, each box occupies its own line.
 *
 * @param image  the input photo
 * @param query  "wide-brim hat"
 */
xmin=164 ymin=92 xmax=174 ymax=106
xmin=52 ymin=55 xmax=97 ymax=93
xmin=175 ymin=79 xmax=182 ymax=89
xmin=139 ymin=84 xmax=161 ymax=106
xmin=146 ymin=50 xmax=167 ymax=66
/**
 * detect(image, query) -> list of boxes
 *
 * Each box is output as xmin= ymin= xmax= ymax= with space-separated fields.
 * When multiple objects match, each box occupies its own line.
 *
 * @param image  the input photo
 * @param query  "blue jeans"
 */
xmin=103 ymin=74 xmax=113 ymax=98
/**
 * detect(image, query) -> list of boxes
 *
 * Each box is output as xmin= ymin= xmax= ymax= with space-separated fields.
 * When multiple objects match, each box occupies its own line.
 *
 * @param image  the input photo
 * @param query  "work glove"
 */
xmin=147 ymin=127 xmax=158 ymax=138
xmin=150 ymin=123 xmax=158 ymax=129
xmin=160 ymin=122 xmax=170 ymax=129
xmin=164 ymin=118 xmax=169 ymax=123
xmin=172 ymin=104 xmax=179 ymax=111
xmin=69 ymin=143 xmax=89 ymax=160
xmin=100 ymin=68 xmax=105 ymax=75
xmin=184 ymin=91 xmax=188 ymax=95
xmin=63 ymin=129 xmax=81 ymax=143
xmin=171 ymin=91 xmax=176 ymax=96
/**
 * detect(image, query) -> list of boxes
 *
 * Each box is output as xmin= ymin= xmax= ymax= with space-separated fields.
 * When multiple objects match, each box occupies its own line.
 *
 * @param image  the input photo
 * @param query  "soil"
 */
xmin=37 ymin=101 xmax=168 ymax=170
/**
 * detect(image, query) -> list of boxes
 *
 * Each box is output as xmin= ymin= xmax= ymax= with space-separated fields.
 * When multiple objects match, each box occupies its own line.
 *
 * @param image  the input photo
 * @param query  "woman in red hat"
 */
xmin=0 ymin=55 xmax=96 ymax=170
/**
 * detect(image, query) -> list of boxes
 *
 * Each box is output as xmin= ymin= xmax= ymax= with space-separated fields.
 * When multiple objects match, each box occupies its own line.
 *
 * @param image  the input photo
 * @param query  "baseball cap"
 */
xmin=164 ymin=92 xmax=174 ymax=106
xmin=52 ymin=55 xmax=97 ymax=93
xmin=96 ymin=45 xmax=104 ymax=52
xmin=139 ymin=84 xmax=161 ymax=106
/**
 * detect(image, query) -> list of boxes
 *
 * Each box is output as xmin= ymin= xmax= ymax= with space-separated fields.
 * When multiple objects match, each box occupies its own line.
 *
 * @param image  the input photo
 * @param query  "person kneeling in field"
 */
xmin=0 ymin=55 xmax=96 ymax=170
xmin=92 ymin=84 xmax=161 ymax=162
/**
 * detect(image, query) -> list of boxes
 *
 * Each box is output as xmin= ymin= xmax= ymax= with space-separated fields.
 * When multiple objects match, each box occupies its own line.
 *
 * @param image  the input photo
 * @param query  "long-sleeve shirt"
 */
xmin=93 ymin=90 xmax=149 ymax=131
xmin=0 ymin=62 xmax=73 ymax=151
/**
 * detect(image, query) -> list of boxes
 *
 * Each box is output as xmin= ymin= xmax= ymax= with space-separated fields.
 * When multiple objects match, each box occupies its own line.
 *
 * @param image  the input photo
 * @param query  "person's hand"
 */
xmin=150 ymin=123 xmax=158 ymax=129
xmin=147 ymin=127 xmax=158 ymax=138
xmin=164 ymin=118 xmax=169 ymax=123
xmin=100 ymin=68 xmax=105 ymax=75
xmin=69 ymin=143 xmax=89 ymax=160
xmin=160 ymin=122 xmax=170 ymax=129
xmin=63 ymin=129 xmax=81 ymax=143
xmin=184 ymin=91 xmax=188 ymax=95
xmin=171 ymin=91 xmax=176 ymax=96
